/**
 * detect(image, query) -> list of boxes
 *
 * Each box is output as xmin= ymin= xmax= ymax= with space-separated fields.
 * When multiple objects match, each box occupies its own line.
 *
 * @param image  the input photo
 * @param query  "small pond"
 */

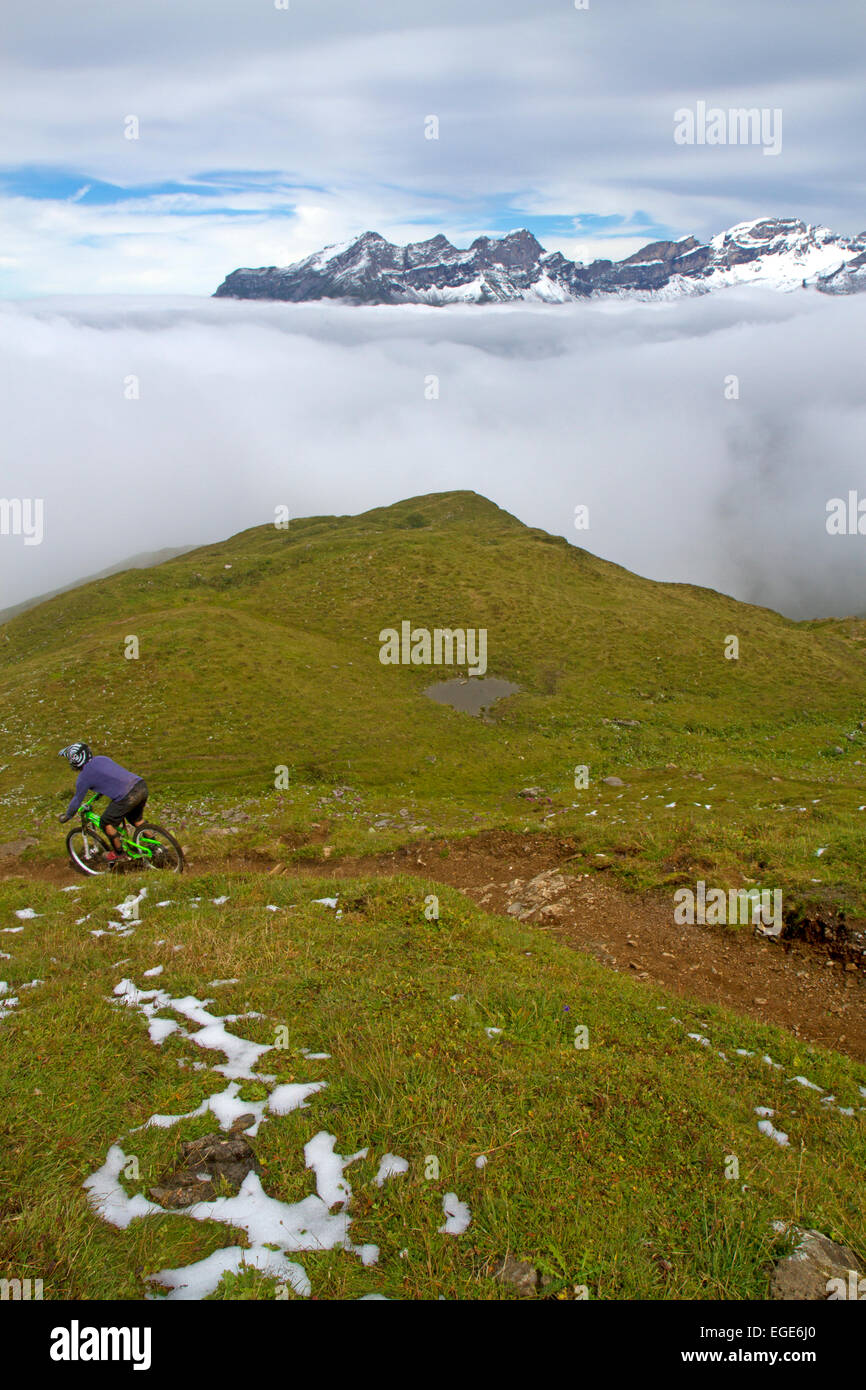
xmin=424 ymin=677 xmax=521 ymax=718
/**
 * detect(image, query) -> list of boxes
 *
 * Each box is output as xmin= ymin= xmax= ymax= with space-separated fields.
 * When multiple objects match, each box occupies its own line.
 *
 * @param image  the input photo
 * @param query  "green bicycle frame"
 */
xmin=78 ymin=791 xmax=152 ymax=863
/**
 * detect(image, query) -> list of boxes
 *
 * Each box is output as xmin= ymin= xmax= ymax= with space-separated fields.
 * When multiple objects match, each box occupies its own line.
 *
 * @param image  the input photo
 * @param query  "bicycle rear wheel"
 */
xmin=66 ymin=825 xmax=112 ymax=876
xmin=133 ymin=823 xmax=185 ymax=873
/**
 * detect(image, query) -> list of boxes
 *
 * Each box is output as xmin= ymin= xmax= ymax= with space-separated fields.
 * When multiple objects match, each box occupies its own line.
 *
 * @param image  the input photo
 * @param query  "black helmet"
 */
xmin=59 ymin=742 xmax=92 ymax=770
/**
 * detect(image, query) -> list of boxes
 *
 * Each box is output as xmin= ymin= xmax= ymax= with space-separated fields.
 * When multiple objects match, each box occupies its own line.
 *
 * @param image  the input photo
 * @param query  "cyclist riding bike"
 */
xmin=58 ymin=743 xmax=148 ymax=866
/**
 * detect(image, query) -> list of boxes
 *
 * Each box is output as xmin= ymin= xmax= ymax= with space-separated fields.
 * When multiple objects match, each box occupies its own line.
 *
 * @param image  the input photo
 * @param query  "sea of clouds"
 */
xmin=2 ymin=287 xmax=866 ymax=619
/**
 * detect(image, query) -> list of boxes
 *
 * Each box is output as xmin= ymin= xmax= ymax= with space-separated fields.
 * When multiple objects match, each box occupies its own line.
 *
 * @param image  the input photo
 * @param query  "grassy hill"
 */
xmin=2 ymin=489 xmax=866 ymax=914
xmin=1 ymin=492 xmax=864 ymax=1302
xmin=0 ymin=545 xmax=195 ymax=628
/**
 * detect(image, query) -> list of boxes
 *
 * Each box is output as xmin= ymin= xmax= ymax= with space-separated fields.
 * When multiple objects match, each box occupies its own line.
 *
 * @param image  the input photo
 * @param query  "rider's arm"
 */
xmin=61 ymin=769 xmax=93 ymax=822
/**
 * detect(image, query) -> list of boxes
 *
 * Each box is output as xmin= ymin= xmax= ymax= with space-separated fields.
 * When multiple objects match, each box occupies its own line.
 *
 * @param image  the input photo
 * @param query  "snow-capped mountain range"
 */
xmin=214 ymin=218 xmax=866 ymax=305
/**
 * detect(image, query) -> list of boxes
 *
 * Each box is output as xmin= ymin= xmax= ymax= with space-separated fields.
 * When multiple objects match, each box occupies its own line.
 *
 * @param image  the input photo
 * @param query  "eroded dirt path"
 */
xmin=5 ymin=830 xmax=865 ymax=1060
xmin=319 ymin=832 xmax=866 ymax=1061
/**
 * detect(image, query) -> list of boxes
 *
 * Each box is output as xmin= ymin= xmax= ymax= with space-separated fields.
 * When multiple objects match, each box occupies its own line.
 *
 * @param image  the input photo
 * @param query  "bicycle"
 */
xmin=65 ymin=791 xmax=185 ymax=875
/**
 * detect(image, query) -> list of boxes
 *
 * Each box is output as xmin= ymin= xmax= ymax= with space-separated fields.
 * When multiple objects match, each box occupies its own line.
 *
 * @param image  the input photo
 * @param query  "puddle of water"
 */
xmin=424 ymin=677 xmax=521 ymax=718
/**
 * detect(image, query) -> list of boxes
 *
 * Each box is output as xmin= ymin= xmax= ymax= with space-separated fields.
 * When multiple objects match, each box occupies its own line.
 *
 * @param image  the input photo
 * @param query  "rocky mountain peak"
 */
xmin=214 ymin=218 xmax=866 ymax=304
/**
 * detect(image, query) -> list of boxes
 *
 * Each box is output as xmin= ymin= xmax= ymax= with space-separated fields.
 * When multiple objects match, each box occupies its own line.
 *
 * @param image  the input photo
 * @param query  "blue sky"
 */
xmin=1 ymin=168 xmax=663 ymax=239
xmin=1 ymin=0 xmax=864 ymax=295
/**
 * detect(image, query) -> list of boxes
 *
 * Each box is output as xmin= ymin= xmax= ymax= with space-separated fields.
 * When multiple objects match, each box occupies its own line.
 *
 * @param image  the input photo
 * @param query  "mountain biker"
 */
xmin=58 ymin=743 xmax=148 ymax=865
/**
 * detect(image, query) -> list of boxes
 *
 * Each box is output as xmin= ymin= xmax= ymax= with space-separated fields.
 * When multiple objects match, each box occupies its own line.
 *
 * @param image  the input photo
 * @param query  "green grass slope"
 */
xmin=2 ymin=490 xmax=866 ymax=911
xmin=1 ymin=873 xmax=863 ymax=1300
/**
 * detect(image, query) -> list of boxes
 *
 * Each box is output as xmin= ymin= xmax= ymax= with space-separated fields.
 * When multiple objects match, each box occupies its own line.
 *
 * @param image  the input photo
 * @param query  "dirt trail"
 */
xmin=298 ymin=832 xmax=866 ymax=1061
xmin=5 ymin=831 xmax=865 ymax=1060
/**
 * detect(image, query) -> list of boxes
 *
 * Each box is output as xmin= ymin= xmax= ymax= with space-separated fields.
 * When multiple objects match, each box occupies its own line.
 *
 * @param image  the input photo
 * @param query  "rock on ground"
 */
xmin=0 ymin=838 xmax=38 ymax=857
xmin=506 ymin=869 xmax=571 ymax=921
xmin=770 ymin=1229 xmax=863 ymax=1300
xmin=148 ymin=1132 xmax=260 ymax=1209
xmin=493 ymin=1254 xmax=539 ymax=1297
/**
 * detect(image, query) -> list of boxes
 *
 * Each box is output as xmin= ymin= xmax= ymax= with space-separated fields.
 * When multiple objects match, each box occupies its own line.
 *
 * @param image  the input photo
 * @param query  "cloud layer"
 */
xmin=2 ymin=289 xmax=866 ymax=620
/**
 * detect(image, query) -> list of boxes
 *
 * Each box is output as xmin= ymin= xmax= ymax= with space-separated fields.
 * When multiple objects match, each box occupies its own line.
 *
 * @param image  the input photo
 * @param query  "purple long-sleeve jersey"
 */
xmin=64 ymin=756 xmax=142 ymax=820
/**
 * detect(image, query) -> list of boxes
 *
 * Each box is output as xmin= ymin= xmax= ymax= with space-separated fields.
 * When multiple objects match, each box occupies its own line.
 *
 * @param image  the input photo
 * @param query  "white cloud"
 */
xmin=2 ymin=289 xmax=866 ymax=619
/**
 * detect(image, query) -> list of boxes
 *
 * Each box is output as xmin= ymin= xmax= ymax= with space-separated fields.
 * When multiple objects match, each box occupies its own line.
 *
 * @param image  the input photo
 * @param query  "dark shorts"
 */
xmin=100 ymin=779 xmax=148 ymax=829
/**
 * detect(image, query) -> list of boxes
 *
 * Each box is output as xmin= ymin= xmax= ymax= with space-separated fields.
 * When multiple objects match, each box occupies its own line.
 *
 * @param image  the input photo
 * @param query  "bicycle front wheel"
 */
xmin=66 ymin=825 xmax=111 ymax=876
xmin=133 ymin=823 xmax=185 ymax=874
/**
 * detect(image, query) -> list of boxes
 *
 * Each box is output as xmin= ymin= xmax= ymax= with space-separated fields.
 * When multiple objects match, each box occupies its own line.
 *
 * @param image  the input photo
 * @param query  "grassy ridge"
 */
xmin=1 ymin=872 xmax=863 ymax=1300
xmin=2 ymin=490 xmax=866 ymax=913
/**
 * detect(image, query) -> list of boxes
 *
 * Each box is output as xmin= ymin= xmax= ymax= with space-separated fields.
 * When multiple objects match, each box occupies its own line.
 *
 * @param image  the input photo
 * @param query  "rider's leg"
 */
xmin=100 ymin=798 xmax=126 ymax=855
xmin=101 ymin=786 xmax=147 ymax=858
xmin=103 ymin=819 xmax=123 ymax=854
